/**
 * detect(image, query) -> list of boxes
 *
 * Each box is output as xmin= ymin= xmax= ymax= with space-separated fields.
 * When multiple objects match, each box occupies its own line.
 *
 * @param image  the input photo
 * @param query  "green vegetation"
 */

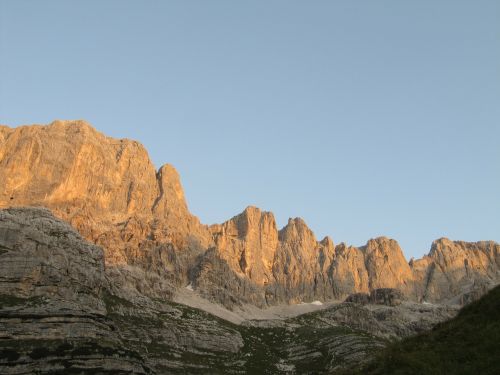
xmin=102 ymin=290 xmax=135 ymax=311
xmin=69 ymin=291 xmax=388 ymax=374
xmin=0 ymin=338 xmax=151 ymax=374
xmin=0 ymin=294 xmax=44 ymax=308
xmin=0 ymin=338 xmax=142 ymax=360
xmin=16 ymin=287 xmax=491 ymax=374
xmin=104 ymin=294 xmax=240 ymax=374
xmin=238 ymin=325 xmax=289 ymax=374
xmin=342 ymin=285 xmax=500 ymax=375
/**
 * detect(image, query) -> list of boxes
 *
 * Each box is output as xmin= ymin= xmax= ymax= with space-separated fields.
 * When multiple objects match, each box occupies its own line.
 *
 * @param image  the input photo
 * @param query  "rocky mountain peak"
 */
xmin=361 ymin=237 xmax=414 ymax=292
xmin=0 ymin=125 xmax=11 ymax=143
xmin=152 ymin=163 xmax=188 ymax=216
xmin=242 ymin=205 xmax=263 ymax=217
xmin=51 ymin=119 xmax=99 ymax=136
xmin=320 ymin=236 xmax=334 ymax=249
xmin=429 ymin=237 xmax=453 ymax=255
xmin=211 ymin=206 xmax=277 ymax=240
xmin=278 ymin=217 xmax=316 ymax=247
xmin=208 ymin=206 xmax=278 ymax=287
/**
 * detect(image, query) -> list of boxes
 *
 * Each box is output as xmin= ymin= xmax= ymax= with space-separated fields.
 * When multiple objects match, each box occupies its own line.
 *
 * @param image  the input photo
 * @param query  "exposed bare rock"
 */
xmin=0 ymin=207 xmax=151 ymax=374
xmin=272 ymin=218 xmax=335 ymax=304
xmin=0 ymin=120 xmax=499 ymax=309
xmin=210 ymin=206 xmax=278 ymax=286
xmin=329 ymin=243 xmax=370 ymax=296
xmin=0 ymin=207 xmax=244 ymax=374
xmin=191 ymin=247 xmax=267 ymax=308
xmin=0 ymin=207 xmax=105 ymax=313
xmin=206 ymin=210 xmax=339 ymax=306
xmin=0 ymin=120 xmax=212 ymax=300
xmin=0 ymin=120 xmax=212 ymax=255
xmin=345 ymin=288 xmax=405 ymax=306
xmin=362 ymin=237 xmax=415 ymax=293
xmin=411 ymin=238 xmax=500 ymax=303
xmin=301 ymin=300 xmax=459 ymax=340
xmin=369 ymin=288 xmax=406 ymax=306
xmin=345 ymin=293 xmax=371 ymax=305
xmin=0 ymin=207 xmax=395 ymax=374
xmin=0 ymin=205 xmax=486 ymax=374
xmin=204 ymin=213 xmax=499 ymax=306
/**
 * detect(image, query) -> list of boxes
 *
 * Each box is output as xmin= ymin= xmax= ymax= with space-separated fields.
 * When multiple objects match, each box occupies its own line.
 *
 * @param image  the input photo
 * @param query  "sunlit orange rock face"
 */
xmin=211 ymin=206 xmax=278 ymax=286
xmin=363 ymin=237 xmax=415 ymax=292
xmin=411 ymin=238 xmax=500 ymax=303
xmin=0 ymin=120 xmax=498 ymax=308
xmin=0 ymin=120 xmax=212 ymax=266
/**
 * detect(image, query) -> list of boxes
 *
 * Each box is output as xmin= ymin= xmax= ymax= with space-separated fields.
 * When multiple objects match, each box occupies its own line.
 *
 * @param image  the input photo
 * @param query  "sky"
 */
xmin=0 ymin=1 xmax=499 ymax=259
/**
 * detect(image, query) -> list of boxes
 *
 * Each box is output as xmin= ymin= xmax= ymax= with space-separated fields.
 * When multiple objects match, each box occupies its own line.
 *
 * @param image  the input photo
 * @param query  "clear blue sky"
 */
xmin=1 ymin=1 xmax=499 ymax=259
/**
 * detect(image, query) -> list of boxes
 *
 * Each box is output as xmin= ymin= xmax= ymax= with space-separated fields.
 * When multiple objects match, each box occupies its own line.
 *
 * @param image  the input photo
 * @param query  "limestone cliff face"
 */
xmin=327 ymin=238 xmax=413 ymax=298
xmin=411 ymin=238 xmax=500 ymax=303
xmin=1 ymin=121 xmax=157 ymax=215
xmin=0 ymin=120 xmax=212 ymax=272
xmin=0 ymin=120 xmax=498 ymax=308
xmin=206 ymin=210 xmax=339 ymax=305
xmin=329 ymin=243 xmax=369 ymax=296
xmin=362 ymin=237 xmax=415 ymax=293
xmin=210 ymin=206 xmax=278 ymax=286
xmin=208 ymin=207 xmax=498 ymax=306
xmin=270 ymin=218 xmax=335 ymax=303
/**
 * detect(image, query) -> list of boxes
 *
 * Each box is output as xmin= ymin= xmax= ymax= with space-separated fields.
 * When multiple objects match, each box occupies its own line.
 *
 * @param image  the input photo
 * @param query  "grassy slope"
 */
xmin=340 ymin=285 xmax=500 ymax=375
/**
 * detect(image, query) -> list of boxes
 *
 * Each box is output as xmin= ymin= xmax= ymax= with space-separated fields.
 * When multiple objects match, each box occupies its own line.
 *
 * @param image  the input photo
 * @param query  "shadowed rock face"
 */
xmin=0 ymin=120 xmax=499 ymax=308
xmin=345 ymin=288 xmax=406 ymax=307
xmin=0 ymin=207 xmax=152 ymax=374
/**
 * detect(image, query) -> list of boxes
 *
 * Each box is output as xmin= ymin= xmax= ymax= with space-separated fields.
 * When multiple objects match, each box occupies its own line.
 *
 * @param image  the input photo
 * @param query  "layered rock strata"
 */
xmin=0 ymin=207 xmax=152 ymax=374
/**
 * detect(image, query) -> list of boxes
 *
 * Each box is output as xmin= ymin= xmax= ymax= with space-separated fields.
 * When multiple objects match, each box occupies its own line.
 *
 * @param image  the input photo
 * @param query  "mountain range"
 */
xmin=0 ymin=120 xmax=499 ymax=374
xmin=1 ymin=120 xmax=498 ymax=309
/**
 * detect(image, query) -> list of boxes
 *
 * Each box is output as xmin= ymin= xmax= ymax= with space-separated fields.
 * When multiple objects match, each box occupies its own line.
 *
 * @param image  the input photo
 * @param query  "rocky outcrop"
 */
xmin=0 ymin=120 xmax=499 ymax=309
xmin=369 ymin=288 xmax=406 ymax=306
xmin=269 ymin=218 xmax=336 ymax=304
xmin=362 ymin=238 xmax=415 ymax=293
xmin=410 ymin=238 xmax=500 ymax=303
xmin=0 ymin=207 xmax=152 ymax=374
xmin=210 ymin=206 xmax=278 ymax=287
xmin=303 ymin=299 xmax=458 ymax=340
xmin=344 ymin=293 xmax=371 ymax=305
xmin=345 ymin=288 xmax=406 ymax=307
